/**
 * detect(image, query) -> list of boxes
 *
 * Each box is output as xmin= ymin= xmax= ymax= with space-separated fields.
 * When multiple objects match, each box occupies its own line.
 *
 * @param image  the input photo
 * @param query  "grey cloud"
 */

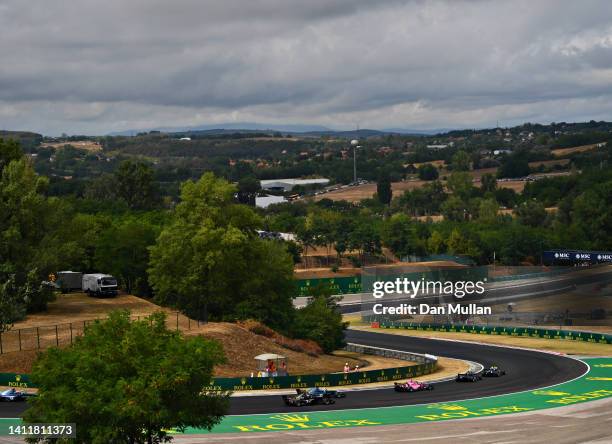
xmin=0 ymin=0 xmax=611 ymax=134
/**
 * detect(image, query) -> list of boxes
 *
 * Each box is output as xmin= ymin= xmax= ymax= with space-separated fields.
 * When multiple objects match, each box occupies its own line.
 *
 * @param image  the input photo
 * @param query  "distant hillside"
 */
xmin=109 ymin=122 xmax=334 ymax=136
xmin=0 ymin=130 xmax=43 ymax=150
xmin=109 ymin=124 xmax=438 ymax=138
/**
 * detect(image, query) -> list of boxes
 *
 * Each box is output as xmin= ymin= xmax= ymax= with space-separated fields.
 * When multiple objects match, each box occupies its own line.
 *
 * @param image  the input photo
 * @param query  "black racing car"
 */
xmin=456 ymin=370 xmax=482 ymax=382
xmin=482 ymin=366 xmax=506 ymax=377
xmin=0 ymin=388 xmax=26 ymax=402
xmin=282 ymin=387 xmax=345 ymax=407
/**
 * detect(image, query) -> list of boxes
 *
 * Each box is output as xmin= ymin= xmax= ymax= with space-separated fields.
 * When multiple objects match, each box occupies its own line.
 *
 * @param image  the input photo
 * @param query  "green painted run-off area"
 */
xmin=0 ymin=358 xmax=610 ymax=436
xmin=182 ymin=357 xmax=612 ymax=434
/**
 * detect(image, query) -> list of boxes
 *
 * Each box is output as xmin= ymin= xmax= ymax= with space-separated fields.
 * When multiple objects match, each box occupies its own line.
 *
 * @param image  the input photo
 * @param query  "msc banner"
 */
xmin=295 ymin=276 xmax=362 ymax=296
xmin=543 ymin=250 xmax=612 ymax=265
xmin=379 ymin=321 xmax=612 ymax=344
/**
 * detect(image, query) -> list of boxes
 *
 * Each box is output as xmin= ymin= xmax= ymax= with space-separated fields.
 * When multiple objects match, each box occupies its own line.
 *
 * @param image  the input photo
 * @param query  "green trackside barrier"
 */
xmin=378 ymin=321 xmax=612 ymax=345
xmin=296 ymin=276 xmax=362 ymax=296
xmin=201 ymin=361 xmax=436 ymax=391
xmin=0 ymin=373 xmax=33 ymax=388
xmin=0 ymin=362 xmax=437 ymax=391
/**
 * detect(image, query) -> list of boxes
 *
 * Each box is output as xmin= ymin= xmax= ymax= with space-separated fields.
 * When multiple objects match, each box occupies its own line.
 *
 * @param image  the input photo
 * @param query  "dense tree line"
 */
xmin=0 ymin=139 xmax=345 ymax=351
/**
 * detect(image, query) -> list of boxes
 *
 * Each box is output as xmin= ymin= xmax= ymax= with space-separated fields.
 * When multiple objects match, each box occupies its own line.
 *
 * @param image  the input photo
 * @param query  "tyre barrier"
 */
xmin=376 ymin=321 xmax=612 ymax=344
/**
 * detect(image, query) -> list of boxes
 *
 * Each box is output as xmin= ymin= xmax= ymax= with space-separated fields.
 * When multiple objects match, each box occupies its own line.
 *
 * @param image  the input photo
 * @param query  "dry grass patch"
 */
xmin=12 ymin=293 xmax=171 ymax=330
xmin=41 ymin=140 xmax=102 ymax=152
xmin=552 ymin=144 xmax=600 ymax=157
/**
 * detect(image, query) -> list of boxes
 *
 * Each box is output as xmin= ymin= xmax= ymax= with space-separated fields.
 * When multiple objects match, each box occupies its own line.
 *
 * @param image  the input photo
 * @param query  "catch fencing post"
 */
xmin=0 ymin=333 xmax=3 ymax=354
xmin=176 ymin=312 xmax=179 ymax=331
xmin=70 ymin=323 xmax=73 ymax=344
xmin=55 ymin=325 xmax=59 ymax=346
xmin=188 ymin=317 xmax=190 ymax=330
xmin=36 ymin=327 xmax=40 ymax=349
xmin=18 ymin=329 xmax=21 ymax=351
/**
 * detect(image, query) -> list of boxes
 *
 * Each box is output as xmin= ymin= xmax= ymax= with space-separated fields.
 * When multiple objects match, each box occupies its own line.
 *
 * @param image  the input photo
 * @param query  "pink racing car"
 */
xmin=394 ymin=379 xmax=434 ymax=392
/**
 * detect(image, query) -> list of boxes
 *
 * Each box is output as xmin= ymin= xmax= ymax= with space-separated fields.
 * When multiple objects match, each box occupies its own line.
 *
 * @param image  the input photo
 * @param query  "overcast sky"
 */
xmin=1 ymin=0 xmax=612 ymax=135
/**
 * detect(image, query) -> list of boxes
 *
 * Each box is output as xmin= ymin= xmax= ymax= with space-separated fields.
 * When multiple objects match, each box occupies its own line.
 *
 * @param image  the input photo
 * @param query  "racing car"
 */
xmin=456 ymin=370 xmax=482 ymax=382
xmin=482 ymin=366 xmax=506 ymax=377
xmin=0 ymin=388 xmax=26 ymax=402
xmin=394 ymin=379 xmax=434 ymax=392
xmin=282 ymin=387 xmax=345 ymax=407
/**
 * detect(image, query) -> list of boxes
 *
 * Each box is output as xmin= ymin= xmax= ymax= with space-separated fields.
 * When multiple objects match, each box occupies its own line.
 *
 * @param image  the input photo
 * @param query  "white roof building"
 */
xmin=260 ymin=178 xmax=330 ymax=191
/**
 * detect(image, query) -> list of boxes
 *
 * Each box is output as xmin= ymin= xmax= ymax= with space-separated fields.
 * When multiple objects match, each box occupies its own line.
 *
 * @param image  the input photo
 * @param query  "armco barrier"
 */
xmin=344 ymin=343 xmax=436 ymax=364
xmin=0 ymin=343 xmax=437 ymax=391
xmin=378 ymin=321 xmax=612 ymax=345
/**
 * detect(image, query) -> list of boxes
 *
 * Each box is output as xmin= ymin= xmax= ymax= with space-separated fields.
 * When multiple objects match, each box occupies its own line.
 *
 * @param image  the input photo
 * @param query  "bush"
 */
xmin=292 ymin=296 xmax=347 ymax=353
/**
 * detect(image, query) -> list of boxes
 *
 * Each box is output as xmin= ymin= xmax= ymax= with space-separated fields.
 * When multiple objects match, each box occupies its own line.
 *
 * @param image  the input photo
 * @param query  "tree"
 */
xmin=515 ymin=200 xmax=547 ymax=227
xmin=0 ymin=142 xmax=68 ymax=317
xmin=236 ymin=175 xmax=261 ymax=206
xmin=0 ymin=138 xmax=22 ymax=173
xmin=114 ymin=160 xmax=160 ymax=210
xmin=292 ymin=285 xmax=347 ymax=353
xmin=0 ymin=275 xmax=28 ymax=332
xmin=498 ymin=153 xmax=530 ymax=179
xmin=95 ymin=218 xmax=159 ymax=295
xmin=24 ymin=311 xmax=228 ymax=443
xmin=446 ymin=172 xmax=474 ymax=201
xmin=427 ymin=230 xmax=445 ymax=254
xmin=441 ymin=195 xmax=468 ymax=221
xmin=376 ymin=172 xmax=392 ymax=205
xmin=84 ymin=173 xmax=117 ymax=202
xmin=477 ymin=198 xmax=500 ymax=224
xmin=571 ymin=186 xmax=612 ymax=249
xmin=417 ymin=164 xmax=439 ymax=181
xmin=447 ymin=228 xmax=481 ymax=258
xmin=481 ymin=173 xmax=497 ymax=194
xmin=148 ymin=173 xmax=296 ymax=330
xmin=451 ymin=150 xmax=471 ymax=171
xmin=381 ymin=214 xmax=424 ymax=258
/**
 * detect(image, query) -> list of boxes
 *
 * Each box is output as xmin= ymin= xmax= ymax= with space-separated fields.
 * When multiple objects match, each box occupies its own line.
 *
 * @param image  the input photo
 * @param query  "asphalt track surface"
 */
xmin=227 ymin=330 xmax=587 ymax=414
xmin=0 ymin=330 xmax=587 ymax=418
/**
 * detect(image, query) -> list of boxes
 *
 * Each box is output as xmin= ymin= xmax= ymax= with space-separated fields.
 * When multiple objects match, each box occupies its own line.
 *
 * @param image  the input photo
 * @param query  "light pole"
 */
xmin=350 ymin=139 xmax=359 ymax=183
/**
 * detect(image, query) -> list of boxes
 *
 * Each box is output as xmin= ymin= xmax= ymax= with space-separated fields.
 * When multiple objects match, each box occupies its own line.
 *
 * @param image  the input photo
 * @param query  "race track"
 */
xmin=0 ymin=330 xmax=588 ymax=417
xmin=227 ymin=329 xmax=587 ymax=414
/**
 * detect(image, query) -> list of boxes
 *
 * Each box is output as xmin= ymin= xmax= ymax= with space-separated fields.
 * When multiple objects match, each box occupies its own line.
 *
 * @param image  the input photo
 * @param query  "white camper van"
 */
xmin=82 ymin=274 xmax=118 ymax=297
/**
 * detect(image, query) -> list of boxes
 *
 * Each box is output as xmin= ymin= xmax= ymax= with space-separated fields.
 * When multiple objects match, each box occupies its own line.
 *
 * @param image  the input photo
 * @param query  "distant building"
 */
xmin=260 ymin=178 xmax=330 ymax=192
xmin=493 ymin=149 xmax=512 ymax=156
xmin=255 ymin=195 xmax=287 ymax=208
xmin=179 ymin=137 xmax=191 ymax=141
xmin=426 ymin=144 xmax=448 ymax=150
